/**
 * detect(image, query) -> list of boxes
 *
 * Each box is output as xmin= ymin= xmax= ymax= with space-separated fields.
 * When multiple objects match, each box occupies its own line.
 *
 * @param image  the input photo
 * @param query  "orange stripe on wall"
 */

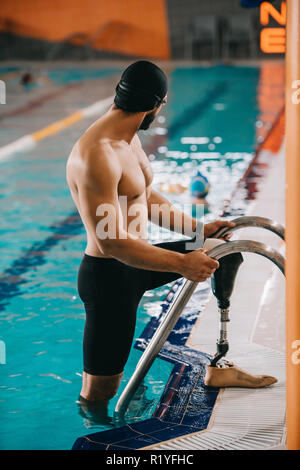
xmin=256 ymin=62 xmax=285 ymax=149
xmin=0 ymin=0 xmax=170 ymax=59
xmin=261 ymin=110 xmax=285 ymax=154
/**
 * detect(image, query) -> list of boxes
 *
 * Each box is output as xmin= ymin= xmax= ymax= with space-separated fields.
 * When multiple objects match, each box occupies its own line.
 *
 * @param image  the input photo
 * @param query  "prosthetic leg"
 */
xmin=210 ymin=252 xmax=243 ymax=367
xmin=204 ymin=249 xmax=277 ymax=388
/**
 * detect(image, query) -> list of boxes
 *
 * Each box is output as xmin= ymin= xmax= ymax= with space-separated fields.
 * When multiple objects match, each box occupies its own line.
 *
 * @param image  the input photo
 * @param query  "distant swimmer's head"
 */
xmin=113 ymin=60 xmax=168 ymax=130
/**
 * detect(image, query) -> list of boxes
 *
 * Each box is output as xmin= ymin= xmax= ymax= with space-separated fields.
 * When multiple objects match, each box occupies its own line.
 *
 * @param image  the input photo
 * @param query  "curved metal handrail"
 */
xmin=114 ymin=239 xmax=285 ymax=422
xmin=213 ymin=216 xmax=285 ymax=241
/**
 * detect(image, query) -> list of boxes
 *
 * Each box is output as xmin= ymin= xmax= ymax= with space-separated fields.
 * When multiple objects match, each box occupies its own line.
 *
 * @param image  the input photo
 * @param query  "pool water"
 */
xmin=0 ymin=63 xmax=283 ymax=449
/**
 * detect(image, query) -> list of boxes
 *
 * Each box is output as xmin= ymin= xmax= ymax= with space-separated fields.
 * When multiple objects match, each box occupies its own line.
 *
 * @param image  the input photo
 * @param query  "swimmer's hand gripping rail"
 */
xmin=114 ymin=216 xmax=285 ymax=423
xmin=212 ymin=215 xmax=285 ymax=241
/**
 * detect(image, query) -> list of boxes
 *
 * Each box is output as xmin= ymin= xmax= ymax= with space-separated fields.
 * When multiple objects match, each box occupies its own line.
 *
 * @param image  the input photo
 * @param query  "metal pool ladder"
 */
xmin=114 ymin=216 xmax=285 ymax=422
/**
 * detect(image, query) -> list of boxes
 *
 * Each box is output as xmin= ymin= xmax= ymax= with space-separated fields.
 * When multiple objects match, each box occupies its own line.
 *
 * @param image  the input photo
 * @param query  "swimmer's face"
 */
xmin=139 ymin=94 xmax=167 ymax=130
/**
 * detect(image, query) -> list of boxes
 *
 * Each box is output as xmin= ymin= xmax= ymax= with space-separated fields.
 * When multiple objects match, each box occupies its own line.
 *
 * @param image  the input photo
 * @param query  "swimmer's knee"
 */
xmin=80 ymin=387 xmax=116 ymax=402
xmin=81 ymin=370 xmax=123 ymax=401
xmin=101 ymin=380 xmax=120 ymax=400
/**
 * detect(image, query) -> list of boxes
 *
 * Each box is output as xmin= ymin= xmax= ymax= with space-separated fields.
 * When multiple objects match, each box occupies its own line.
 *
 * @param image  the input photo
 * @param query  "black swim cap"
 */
xmin=114 ymin=60 xmax=168 ymax=112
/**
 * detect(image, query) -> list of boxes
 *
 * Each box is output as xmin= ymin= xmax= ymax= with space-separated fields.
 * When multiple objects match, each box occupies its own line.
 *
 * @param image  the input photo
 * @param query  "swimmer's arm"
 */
xmin=147 ymin=188 xmax=235 ymax=240
xmin=77 ymin=145 xmax=185 ymax=273
xmin=147 ymin=187 xmax=203 ymax=238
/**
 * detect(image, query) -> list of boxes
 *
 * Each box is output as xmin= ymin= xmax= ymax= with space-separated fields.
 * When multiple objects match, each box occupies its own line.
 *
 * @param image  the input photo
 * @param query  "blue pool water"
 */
xmin=0 ymin=64 xmax=281 ymax=449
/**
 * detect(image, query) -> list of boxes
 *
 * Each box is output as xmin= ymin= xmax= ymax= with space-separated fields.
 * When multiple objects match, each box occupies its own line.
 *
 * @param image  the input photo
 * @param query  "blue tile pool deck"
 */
xmin=72 ymin=351 xmax=218 ymax=450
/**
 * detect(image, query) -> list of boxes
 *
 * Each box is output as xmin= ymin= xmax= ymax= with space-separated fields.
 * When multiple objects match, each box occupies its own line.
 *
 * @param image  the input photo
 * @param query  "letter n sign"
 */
xmin=260 ymin=1 xmax=286 ymax=53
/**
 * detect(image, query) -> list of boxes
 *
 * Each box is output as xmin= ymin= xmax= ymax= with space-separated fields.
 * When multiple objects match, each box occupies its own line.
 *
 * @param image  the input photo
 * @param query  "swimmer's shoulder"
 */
xmin=77 ymin=138 xmax=122 ymax=185
xmin=76 ymin=134 xmax=118 ymax=161
xmin=132 ymin=134 xmax=142 ymax=149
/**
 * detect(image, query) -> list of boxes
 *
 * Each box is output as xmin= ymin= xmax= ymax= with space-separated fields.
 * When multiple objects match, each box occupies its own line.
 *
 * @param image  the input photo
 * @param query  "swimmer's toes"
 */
xmin=259 ymin=375 xmax=278 ymax=387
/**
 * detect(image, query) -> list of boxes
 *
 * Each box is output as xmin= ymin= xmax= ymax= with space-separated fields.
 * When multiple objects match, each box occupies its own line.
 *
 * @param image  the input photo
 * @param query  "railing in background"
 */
xmin=45 ymin=32 xmax=93 ymax=61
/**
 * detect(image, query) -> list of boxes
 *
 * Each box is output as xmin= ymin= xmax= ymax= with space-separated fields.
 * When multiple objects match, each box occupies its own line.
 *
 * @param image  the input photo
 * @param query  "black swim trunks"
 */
xmin=77 ymin=237 xmax=197 ymax=376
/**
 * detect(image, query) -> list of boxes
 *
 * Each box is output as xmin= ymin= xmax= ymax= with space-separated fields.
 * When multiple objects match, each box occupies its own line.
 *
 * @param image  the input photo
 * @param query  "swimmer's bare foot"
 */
xmin=77 ymin=395 xmax=113 ymax=426
xmin=204 ymin=362 xmax=277 ymax=388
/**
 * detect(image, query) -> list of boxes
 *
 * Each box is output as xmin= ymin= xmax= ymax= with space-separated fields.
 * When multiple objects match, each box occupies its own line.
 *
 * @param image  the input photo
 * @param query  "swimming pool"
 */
xmin=0 ymin=62 xmax=284 ymax=449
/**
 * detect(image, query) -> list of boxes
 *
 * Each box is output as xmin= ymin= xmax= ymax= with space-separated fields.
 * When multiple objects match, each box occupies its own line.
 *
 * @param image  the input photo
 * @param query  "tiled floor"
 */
xmin=72 ymin=350 xmax=219 ymax=450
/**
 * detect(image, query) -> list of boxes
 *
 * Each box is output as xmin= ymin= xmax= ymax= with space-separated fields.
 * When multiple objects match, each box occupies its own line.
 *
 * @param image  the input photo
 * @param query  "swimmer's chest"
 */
xmin=118 ymin=147 xmax=153 ymax=201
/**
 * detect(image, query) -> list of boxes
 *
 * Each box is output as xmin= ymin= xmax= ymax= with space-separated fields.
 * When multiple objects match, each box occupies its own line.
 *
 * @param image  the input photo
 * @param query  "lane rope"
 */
xmin=0 ymin=95 xmax=114 ymax=161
